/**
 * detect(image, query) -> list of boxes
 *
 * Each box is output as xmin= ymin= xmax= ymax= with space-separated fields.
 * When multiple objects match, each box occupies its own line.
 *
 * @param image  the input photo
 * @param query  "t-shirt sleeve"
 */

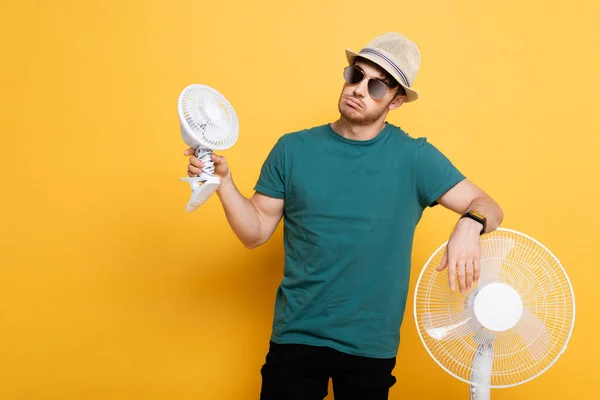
xmin=254 ymin=136 xmax=286 ymax=199
xmin=415 ymin=137 xmax=466 ymax=208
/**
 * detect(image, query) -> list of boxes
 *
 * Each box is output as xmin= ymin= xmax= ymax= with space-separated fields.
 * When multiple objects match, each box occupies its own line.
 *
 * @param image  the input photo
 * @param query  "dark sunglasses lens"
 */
xmin=343 ymin=66 xmax=363 ymax=84
xmin=368 ymin=80 xmax=388 ymax=99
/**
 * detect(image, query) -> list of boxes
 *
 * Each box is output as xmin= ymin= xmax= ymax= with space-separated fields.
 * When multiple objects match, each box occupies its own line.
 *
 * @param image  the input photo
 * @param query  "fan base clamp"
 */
xmin=180 ymin=176 xmax=220 ymax=212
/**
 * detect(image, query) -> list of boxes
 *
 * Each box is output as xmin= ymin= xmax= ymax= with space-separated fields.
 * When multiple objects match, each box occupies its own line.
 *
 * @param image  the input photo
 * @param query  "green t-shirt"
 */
xmin=254 ymin=122 xmax=465 ymax=358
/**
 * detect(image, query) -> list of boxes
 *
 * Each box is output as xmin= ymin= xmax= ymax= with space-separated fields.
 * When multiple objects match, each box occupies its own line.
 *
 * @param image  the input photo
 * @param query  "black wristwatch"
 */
xmin=461 ymin=211 xmax=487 ymax=235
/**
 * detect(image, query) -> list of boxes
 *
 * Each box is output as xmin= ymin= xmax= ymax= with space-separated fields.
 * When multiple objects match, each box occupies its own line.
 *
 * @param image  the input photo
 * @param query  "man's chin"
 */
xmin=341 ymin=109 xmax=378 ymax=126
xmin=341 ymin=102 xmax=388 ymax=126
xmin=339 ymin=103 xmax=366 ymax=125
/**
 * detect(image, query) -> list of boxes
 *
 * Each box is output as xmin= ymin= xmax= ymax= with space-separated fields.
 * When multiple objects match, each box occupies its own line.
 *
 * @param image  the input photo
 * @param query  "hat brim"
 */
xmin=345 ymin=49 xmax=418 ymax=102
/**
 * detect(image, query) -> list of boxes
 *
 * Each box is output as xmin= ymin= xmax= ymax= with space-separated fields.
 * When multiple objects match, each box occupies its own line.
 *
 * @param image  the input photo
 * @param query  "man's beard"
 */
xmin=338 ymin=96 xmax=386 ymax=126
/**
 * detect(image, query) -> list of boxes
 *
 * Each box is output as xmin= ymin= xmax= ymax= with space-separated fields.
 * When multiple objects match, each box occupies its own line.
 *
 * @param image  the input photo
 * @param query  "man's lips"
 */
xmin=344 ymin=97 xmax=363 ymax=109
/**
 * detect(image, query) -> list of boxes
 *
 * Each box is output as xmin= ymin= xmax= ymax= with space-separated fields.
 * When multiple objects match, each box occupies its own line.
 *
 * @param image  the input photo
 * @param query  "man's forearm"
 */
xmin=464 ymin=195 xmax=504 ymax=233
xmin=215 ymin=178 xmax=263 ymax=248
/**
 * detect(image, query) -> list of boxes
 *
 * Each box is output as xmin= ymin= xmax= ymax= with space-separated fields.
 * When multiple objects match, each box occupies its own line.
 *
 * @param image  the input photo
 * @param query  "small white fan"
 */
xmin=178 ymin=84 xmax=239 ymax=212
xmin=414 ymin=228 xmax=575 ymax=399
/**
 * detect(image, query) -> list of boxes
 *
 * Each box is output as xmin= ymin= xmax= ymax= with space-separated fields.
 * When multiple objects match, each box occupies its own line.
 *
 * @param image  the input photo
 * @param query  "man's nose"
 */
xmin=352 ymin=78 xmax=368 ymax=97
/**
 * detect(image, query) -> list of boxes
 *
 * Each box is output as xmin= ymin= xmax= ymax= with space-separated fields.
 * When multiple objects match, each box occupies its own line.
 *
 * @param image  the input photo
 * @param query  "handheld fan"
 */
xmin=178 ymin=84 xmax=239 ymax=212
xmin=413 ymin=228 xmax=575 ymax=399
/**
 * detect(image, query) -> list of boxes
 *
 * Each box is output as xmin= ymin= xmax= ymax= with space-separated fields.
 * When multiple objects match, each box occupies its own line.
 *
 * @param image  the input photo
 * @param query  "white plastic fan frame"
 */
xmin=413 ymin=227 xmax=576 ymax=395
xmin=178 ymin=84 xmax=239 ymax=212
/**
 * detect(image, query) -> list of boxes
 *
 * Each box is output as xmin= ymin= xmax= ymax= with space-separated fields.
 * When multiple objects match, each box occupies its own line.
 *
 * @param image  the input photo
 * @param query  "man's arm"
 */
xmin=435 ymin=179 xmax=503 ymax=232
xmin=217 ymin=182 xmax=284 ymax=249
xmin=185 ymin=150 xmax=284 ymax=249
xmin=435 ymin=179 xmax=504 ymax=293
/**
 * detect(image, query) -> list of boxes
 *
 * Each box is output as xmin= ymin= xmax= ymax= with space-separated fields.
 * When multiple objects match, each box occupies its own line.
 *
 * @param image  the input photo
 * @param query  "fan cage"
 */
xmin=413 ymin=228 xmax=575 ymax=388
xmin=178 ymin=84 xmax=239 ymax=151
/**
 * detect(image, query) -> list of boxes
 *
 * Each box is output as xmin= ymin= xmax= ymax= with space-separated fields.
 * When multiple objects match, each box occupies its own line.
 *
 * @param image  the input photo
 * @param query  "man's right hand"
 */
xmin=184 ymin=148 xmax=230 ymax=180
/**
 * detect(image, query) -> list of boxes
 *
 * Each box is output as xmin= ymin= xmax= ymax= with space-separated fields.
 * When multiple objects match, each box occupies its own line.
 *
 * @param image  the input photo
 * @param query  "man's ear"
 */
xmin=388 ymin=92 xmax=406 ymax=110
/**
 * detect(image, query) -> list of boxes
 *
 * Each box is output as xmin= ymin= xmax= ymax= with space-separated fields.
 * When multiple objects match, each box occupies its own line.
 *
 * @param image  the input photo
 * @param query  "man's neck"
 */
xmin=330 ymin=117 xmax=387 ymax=141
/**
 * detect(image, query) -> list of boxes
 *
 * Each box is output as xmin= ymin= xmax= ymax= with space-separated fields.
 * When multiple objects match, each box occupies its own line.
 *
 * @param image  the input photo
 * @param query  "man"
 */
xmin=184 ymin=32 xmax=503 ymax=400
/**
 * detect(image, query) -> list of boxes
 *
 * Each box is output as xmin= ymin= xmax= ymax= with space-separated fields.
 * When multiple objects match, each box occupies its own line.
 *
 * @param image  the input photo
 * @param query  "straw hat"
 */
xmin=345 ymin=32 xmax=421 ymax=102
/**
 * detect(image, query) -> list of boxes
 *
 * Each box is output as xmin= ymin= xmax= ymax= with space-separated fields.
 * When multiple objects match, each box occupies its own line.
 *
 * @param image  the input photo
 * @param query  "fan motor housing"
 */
xmin=473 ymin=283 xmax=523 ymax=332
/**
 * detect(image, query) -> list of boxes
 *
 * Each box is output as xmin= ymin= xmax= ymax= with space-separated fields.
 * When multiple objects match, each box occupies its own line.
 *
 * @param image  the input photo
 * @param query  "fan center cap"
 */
xmin=205 ymin=103 xmax=223 ymax=121
xmin=473 ymin=283 xmax=523 ymax=332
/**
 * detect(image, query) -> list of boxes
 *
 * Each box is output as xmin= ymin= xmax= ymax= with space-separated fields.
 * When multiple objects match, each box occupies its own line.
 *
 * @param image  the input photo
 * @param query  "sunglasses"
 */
xmin=343 ymin=65 xmax=396 ymax=100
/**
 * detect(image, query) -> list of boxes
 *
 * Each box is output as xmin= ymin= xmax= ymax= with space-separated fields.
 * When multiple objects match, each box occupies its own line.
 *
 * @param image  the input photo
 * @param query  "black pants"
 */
xmin=260 ymin=341 xmax=397 ymax=400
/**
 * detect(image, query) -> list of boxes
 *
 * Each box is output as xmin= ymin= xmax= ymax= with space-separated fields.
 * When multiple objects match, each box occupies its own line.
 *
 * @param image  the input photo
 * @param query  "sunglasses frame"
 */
xmin=343 ymin=65 xmax=395 ymax=100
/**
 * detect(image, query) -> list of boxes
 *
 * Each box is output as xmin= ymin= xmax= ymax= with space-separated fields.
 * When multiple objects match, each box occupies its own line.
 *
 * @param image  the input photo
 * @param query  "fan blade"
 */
xmin=480 ymin=238 xmax=515 ymax=283
xmin=422 ymin=309 xmax=477 ymax=340
xmin=513 ymin=307 xmax=551 ymax=361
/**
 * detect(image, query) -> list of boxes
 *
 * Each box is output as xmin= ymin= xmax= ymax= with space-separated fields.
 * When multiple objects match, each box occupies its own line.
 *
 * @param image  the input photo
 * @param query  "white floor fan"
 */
xmin=413 ymin=228 xmax=575 ymax=399
xmin=178 ymin=84 xmax=239 ymax=211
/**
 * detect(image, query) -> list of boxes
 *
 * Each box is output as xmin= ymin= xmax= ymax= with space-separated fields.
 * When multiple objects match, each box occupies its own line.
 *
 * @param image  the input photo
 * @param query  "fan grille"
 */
xmin=178 ymin=84 xmax=239 ymax=150
xmin=413 ymin=228 xmax=575 ymax=388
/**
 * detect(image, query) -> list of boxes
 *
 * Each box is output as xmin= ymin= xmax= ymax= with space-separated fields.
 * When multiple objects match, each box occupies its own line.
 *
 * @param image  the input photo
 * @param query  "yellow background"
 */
xmin=1 ymin=1 xmax=598 ymax=399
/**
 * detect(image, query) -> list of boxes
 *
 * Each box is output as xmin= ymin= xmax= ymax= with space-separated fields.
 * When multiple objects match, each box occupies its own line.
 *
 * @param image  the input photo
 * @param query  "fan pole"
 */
xmin=470 ymin=342 xmax=493 ymax=400
xmin=195 ymin=146 xmax=216 ymax=178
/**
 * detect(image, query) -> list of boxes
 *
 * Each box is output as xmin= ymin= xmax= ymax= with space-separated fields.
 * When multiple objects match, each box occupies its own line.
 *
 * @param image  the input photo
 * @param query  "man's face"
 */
xmin=337 ymin=60 xmax=405 ymax=126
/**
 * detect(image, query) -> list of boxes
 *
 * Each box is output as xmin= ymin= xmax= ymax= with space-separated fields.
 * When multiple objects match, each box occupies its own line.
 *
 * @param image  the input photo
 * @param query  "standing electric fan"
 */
xmin=178 ymin=84 xmax=239 ymax=212
xmin=413 ymin=228 xmax=575 ymax=399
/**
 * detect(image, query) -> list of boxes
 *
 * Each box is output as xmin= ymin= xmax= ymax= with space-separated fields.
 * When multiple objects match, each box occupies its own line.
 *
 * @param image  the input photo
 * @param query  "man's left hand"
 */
xmin=436 ymin=218 xmax=482 ymax=293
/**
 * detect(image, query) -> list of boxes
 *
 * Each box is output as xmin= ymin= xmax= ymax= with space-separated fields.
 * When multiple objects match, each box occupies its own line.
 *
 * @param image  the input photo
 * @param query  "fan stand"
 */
xmin=469 ymin=283 xmax=524 ymax=400
xmin=180 ymin=145 xmax=221 ymax=212
xmin=470 ymin=343 xmax=493 ymax=400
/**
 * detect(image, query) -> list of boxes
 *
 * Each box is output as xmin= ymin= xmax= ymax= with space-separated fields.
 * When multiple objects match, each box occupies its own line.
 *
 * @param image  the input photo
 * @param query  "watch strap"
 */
xmin=461 ymin=211 xmax=487 ymax=235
